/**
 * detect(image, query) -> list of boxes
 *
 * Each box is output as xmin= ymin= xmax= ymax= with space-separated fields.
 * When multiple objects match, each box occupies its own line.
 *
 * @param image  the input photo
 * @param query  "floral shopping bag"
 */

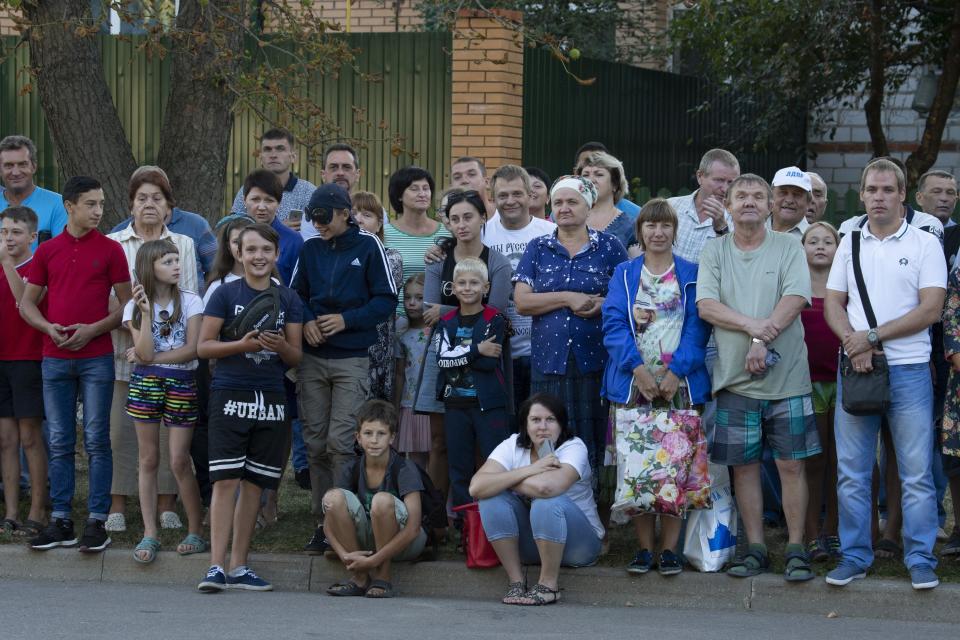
xmin=610 ymin=402 xmax=711 ymax=524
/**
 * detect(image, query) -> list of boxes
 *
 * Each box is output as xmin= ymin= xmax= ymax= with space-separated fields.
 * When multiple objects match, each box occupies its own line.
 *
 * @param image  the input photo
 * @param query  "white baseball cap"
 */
xmin=772 ymin=166 xmax=812 ymax=192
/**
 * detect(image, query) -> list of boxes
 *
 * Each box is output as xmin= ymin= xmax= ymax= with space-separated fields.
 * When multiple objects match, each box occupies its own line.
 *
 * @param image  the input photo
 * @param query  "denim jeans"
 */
xmin=835 ymin=363 xmax=937 ymax=570
xmin=478 ymin=491 xmax=601 ymax=567
xmin=43 ymin=355 xmax=115 ymax=521
xmin=291 ymin=418 xmax=308 ymax=473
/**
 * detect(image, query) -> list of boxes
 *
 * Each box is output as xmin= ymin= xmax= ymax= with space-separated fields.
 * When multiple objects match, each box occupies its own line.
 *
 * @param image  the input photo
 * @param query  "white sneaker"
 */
xmin=104 ymin=512 xmax=126 ymax=532
xmin=937 ymin=527 xmax=950 ymax=542
xmin=160 ymin=511 xmax=183 ymax=530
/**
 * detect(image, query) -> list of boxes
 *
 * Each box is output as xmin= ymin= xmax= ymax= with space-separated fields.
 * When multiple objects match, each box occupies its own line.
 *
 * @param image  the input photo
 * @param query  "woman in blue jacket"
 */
xmin=600 ymin=198 xmax=711 ymax=576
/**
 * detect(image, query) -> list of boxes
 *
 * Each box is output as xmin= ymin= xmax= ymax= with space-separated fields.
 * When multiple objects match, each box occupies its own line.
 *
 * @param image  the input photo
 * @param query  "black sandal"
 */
xmin=502 ymin=581 xmax=527 ymax=605
xmin=326 ymin=580 xmax=368 ymax=597
xmin=784 ymin=549 xmax=815 ymax=582
xmin=0 ymin=518 xmax=19 ymax=534
xmin=365 ymin=579 xmax=395 ymax=598
xmin=518 ymin=583 xmax=560 ymax=606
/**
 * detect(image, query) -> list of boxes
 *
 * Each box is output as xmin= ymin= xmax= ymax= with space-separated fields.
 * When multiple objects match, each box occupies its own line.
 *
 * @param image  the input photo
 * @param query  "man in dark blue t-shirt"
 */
xmin=196 ymin=223 xmax=303 ymax=593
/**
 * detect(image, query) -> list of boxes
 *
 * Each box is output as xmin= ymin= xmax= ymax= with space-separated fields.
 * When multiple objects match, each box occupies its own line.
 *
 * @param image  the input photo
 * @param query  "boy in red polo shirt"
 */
xmin=0 ymin=206 xmax=47 ymax=537
xmin=19 ymin=176 xmax=132 ymax=553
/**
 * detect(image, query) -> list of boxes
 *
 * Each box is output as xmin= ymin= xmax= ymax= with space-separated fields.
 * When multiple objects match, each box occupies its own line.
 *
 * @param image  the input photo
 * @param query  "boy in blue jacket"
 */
xmin=437 ymin=258 xmax=510 ymax=511
xmin=291 ymin=183 xmax=398 ymax=554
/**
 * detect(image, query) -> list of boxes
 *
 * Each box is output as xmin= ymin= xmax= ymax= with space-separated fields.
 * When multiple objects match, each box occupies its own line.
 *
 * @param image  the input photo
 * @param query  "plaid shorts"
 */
xmin=711 ymin=391 xmax=820 ymax=465
xmin=126 ymin=366 xmax=199 ymax=427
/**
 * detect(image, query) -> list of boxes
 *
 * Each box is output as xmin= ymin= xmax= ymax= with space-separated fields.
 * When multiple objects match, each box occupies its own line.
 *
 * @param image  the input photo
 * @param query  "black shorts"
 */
xmin=0 ymin=360 xmax=43 ymax=419
xmin=207 ymin=389 xmax=290 ymax=490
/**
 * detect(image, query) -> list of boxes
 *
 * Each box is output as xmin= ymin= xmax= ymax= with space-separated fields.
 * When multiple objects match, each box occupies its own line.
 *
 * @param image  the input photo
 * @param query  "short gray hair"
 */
xmin=0 ymin=135 xmax=37 ymax=165
xmin=918 ymin=169 xmax=956 ymax=192
xmin=698 ymin=148 xmax=739 ymax=175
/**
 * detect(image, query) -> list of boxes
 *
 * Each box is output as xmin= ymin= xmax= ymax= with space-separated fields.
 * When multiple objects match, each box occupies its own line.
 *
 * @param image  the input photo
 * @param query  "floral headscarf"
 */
xmin=550 ymin=175 xmax=598 ymax=209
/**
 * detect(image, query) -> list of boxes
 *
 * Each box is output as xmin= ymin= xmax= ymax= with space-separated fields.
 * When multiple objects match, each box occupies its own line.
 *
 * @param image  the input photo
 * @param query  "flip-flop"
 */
xmin=873 ymin=538 xmax=902 ymax=560
xmin=177 ymin=533 xmax=208 ymax=556
xmin=133 ymin=537 xmax=161 ymax=564
xmin=327 ymin=580 xmax=369 ymax=597
xmin=365 ymin=579 xmax=395 ymax=598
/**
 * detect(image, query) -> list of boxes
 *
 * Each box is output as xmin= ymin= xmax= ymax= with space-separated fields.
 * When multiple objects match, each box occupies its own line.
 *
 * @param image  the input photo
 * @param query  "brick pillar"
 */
xmin=450 ymin=8 xmax=524 ymax=173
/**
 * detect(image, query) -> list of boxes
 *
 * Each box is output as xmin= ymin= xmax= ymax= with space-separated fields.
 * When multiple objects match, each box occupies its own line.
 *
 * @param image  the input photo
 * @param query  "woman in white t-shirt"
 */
xmin=469 ymin=393 xmax=603 ymax=606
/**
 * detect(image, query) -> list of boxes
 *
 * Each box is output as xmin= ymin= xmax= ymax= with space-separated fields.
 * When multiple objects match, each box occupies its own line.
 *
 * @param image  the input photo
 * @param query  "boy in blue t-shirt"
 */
xmin=196 ymin=223 xmax=303 ymax=593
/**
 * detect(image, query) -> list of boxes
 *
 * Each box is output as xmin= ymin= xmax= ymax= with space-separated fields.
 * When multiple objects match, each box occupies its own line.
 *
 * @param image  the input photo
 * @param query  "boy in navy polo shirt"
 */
xmin=197 ymin=223 xmax=303 ymax=593
xmin=19 ymin=176 xmax=132 ymax=553
xmin=0 ymin=206 xmax=47 ymax=535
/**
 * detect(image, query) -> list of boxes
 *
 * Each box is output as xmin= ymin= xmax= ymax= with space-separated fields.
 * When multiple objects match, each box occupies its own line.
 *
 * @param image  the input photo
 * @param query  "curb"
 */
xmin=0 ymin=545 xmax=954 ymax=621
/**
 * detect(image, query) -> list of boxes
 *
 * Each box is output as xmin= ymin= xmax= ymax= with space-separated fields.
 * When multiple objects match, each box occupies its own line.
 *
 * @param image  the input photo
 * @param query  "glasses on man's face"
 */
xmin=158 ymin=309 xmax=172 ymax=338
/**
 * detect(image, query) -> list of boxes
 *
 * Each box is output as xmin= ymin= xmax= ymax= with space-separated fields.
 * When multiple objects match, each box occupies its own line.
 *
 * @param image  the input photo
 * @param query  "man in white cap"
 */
xmin=767 ymin=167 xmax=812 ymax=239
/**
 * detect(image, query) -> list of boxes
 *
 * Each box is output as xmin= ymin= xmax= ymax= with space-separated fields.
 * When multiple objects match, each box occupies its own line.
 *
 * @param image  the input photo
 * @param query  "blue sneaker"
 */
xmin=825 ymin=561 xmax=866 ymax=586
xmin=198 ymin=566 xmax=227 ymax=593
xmin=227 ymin=566 xmax=273 ymax=591
xmin=910 ymin=564 xmax=939 ymax=590
xmin=627 ymin=549 xmax=654 ymax=575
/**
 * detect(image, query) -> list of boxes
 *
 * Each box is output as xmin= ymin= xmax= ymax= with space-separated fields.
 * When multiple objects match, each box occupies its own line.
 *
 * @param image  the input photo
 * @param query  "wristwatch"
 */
xmin=751 ymin=337 xmax=765 ymax=346
xmin=715 ymin=225 xmax=730 ymax=236
xmin=867 ymin=328 xmax=880 ymax=346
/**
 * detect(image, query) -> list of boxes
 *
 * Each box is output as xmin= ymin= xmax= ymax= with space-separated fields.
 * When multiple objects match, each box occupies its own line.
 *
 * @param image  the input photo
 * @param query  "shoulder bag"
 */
xmin=839 ymin=231 xmax=890 ymax=416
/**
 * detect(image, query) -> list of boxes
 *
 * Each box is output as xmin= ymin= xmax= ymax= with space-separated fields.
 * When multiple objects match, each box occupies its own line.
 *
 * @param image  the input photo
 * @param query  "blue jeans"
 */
xmin=479 ymin=492 xmax=601 ymax=567
xmin=291 ymin=418 xmax=308 ymax=473
xmin=43 ymin=355 xmax=114 ymax=521
xmin=835 ymin=363 xmax=937 ymax=570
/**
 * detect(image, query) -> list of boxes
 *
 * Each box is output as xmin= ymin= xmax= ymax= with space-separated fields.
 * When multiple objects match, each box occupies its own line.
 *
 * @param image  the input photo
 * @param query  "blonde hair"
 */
xmin=861 ymin=158 xmax=906 ymax=193
xmin=579 ymin=151 xmax=628 ymax=202
xmin=452 ymin=257 xmax=488 ymax=282
xmin=801 ymin=221 xmax=839 ymax=245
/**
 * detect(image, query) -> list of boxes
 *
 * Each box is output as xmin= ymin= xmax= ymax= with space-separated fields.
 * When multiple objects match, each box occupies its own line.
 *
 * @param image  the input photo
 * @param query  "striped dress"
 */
xmin=383 ymin=218 xmax=450 ymax=315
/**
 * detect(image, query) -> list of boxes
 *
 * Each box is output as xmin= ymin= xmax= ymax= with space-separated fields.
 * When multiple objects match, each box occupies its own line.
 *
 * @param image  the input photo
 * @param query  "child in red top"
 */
xmin=800 ymin=221 xmax=841 ymax=562
xmin=0 ymin=206 xmax=46 ymax=537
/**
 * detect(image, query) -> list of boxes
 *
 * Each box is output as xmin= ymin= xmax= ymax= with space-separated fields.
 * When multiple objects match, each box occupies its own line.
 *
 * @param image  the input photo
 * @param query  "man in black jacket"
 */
xmin=291 ymin=183 xmax=398 ymax=554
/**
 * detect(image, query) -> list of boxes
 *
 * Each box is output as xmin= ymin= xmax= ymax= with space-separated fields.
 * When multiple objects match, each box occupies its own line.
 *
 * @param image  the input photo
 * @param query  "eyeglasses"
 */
xmin=158 ymin=309 xmax=172 ymax=338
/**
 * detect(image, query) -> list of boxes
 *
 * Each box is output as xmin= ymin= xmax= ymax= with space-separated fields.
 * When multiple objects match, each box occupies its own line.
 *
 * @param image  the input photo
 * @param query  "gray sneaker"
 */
xmin=910 ymin=564 xmax=939 ymax=590
xmin=941 ymin=530 xmax=960 ymax=556
xmin=825 ymin=561 xmax=866 ymax=586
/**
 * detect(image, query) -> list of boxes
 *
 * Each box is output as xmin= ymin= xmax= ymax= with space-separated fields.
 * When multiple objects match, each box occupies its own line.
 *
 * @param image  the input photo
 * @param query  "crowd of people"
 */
xmin=1 ymin=129 xmax=959 ymax=603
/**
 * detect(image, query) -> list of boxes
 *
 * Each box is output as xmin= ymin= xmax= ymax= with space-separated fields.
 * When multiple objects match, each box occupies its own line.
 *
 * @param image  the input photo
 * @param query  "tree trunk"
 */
xmin=156 ymin=0 xmax=244 ymax=224
xmin=864 ymin=0 xmax=890 ymax=159
xmin=904 ymin=3 xmax=960 ymax=189
xmin=21 ymin=0 xmax=137 ymax=229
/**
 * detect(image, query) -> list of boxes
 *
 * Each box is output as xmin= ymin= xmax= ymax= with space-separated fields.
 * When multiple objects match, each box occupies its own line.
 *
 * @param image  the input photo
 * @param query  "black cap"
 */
xmin=306 ymin=183 xmax=352 ymax=224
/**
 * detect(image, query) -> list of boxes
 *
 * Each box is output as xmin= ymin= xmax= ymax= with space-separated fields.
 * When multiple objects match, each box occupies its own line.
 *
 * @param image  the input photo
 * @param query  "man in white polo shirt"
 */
xmin=824 ymin=159 xmax=947 ymax=591
xmin=766 ymin=167 xmax=812 ymax=239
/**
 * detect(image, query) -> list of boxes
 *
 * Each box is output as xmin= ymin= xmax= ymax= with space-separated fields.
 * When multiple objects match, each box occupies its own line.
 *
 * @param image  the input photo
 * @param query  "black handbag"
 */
xmin=839 ymin=231 xmax=891 ymax=416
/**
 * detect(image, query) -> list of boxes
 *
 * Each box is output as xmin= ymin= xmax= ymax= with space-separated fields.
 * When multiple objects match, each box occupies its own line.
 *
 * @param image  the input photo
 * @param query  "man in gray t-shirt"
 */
xmin=696 ymin=173 xmax=820 ymax=582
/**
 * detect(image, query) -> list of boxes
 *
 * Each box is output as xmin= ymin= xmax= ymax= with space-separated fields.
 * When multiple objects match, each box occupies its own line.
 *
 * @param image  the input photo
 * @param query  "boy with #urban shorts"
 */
xmin=196 ymin=223 xmax=303 ymax=592
xmin=0 ymin=206 xmax=47 ymax=537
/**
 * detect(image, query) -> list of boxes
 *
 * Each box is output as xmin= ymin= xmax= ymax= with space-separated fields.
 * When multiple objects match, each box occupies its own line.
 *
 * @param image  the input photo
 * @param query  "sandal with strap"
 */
xmin=784 ymin=548 xmax=815 ymax=582
xmin=327 ymin=580 xmax=369 ymax=597
xmin=517 ymin=583 xmax=561 ymax=606
xmin=365 ymin=579 xmax=395 ymax=598
xmin=177 ymin=533 xmax=208 ymax=556
xmin=133 ymin=537 xmax=161 ymax=564
xmin=726 ymin=547 xmax=770 ymax=578
xmin=502 ymin=581 xmax=527 ymax=605
xmin=14 ymin=519 xmax=44 ymax=538
xmin=0 ymin=518 xmax=20 ymax=534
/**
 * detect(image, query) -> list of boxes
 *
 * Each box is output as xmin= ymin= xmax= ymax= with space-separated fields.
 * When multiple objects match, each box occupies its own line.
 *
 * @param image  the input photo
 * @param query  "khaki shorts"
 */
xmin=325 ymin=489 xmax=427 ymax=561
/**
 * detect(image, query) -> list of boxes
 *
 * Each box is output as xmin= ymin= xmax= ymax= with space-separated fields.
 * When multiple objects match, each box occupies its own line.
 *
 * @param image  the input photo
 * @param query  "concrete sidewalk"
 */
xmin=0 ymin=544 xmax=951 ymax=621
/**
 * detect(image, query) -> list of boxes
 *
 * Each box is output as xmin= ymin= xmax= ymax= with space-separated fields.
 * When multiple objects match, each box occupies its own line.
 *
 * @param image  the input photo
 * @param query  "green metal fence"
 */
xmin=0 ymin=32 xmax=452 ymax=213
xmin=522 ymin=46 xmax=808 ymax=202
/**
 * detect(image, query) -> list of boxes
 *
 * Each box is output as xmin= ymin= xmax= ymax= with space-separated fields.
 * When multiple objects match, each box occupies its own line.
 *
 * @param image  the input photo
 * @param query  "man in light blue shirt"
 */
xmin=0 ymin=135 xmax=68 ymax=249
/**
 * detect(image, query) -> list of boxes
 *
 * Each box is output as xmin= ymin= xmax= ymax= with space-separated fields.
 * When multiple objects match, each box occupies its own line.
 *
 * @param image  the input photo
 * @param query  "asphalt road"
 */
xmin=0 ymin=579 xmax=948 ymax=639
